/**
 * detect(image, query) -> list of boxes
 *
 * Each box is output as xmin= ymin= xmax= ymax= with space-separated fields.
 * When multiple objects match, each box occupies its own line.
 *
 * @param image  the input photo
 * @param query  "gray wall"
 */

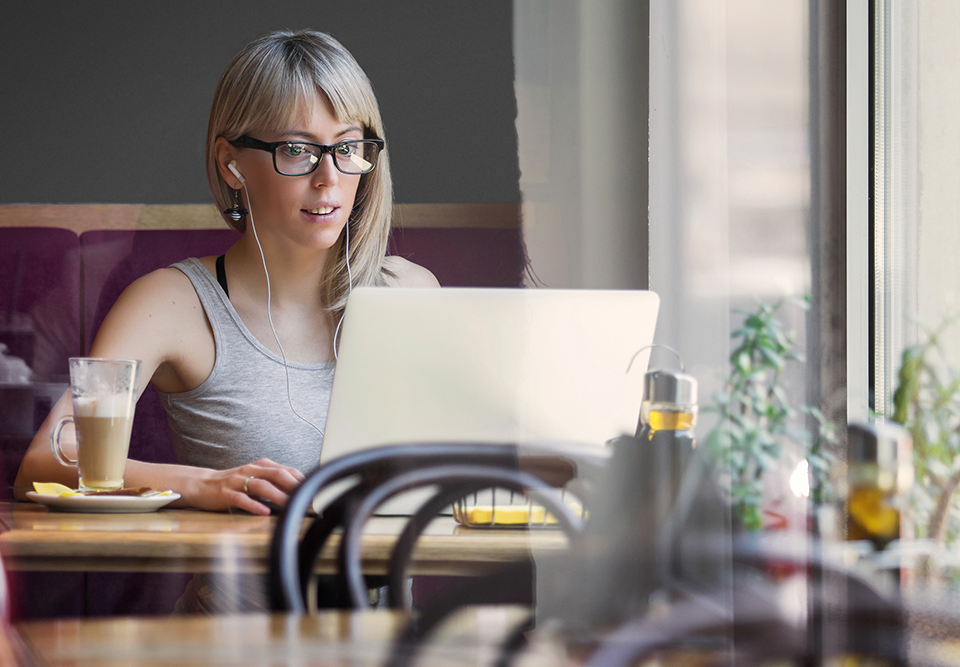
xmin=0 ymin=1 xmax=519 ymax=205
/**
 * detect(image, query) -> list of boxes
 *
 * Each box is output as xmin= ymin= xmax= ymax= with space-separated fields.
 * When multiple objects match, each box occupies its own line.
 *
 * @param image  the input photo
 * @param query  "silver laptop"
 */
xmin=318 ymin=287 xmax=660 ymax=512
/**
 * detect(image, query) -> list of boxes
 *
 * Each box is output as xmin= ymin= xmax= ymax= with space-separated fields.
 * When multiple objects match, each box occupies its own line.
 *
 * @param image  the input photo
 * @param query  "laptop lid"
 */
xmin=320 ymin=287 xmax=660 ymax=464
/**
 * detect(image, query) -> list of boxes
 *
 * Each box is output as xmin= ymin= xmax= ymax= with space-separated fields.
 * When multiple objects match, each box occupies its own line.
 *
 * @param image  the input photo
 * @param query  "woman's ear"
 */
xmin=214 ymin=137 xmax=243 ymax=189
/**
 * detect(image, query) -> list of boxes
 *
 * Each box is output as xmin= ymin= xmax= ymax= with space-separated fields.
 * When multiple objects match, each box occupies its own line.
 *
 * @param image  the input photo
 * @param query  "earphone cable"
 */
xmin=242 ymin=183 xmax=326 ymax=439
xmin=332 ymin=221 xmax=352 ymax=361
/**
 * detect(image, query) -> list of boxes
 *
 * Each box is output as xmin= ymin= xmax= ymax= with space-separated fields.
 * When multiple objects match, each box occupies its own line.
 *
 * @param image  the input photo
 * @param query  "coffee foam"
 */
xmin=74 ymin=393 xmax=134 ymax=419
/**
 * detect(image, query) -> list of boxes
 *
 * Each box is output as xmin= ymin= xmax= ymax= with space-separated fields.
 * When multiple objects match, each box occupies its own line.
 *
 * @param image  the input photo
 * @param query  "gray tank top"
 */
xmin=157 ymin=258 xmax=333 ymax=474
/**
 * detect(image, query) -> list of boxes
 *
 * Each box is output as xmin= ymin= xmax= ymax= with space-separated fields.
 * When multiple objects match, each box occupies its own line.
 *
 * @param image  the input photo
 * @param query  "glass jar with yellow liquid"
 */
xmin=639 ymin=370 xmax=698 ymax=435
xmin=846 ymin=422 xmax=913 ymax=550
xmin=636 ymin=368 xmax=699 ymax=529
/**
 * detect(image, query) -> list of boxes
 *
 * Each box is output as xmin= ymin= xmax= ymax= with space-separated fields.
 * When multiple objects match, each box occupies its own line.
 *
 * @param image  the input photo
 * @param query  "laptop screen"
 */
xmin=320 ymin=287 xmax=660 ymax=464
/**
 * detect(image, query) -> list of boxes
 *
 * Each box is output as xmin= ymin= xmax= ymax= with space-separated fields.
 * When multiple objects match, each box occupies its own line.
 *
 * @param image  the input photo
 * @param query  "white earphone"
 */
xmin=227 ymin=160 xmax=245 ymax=184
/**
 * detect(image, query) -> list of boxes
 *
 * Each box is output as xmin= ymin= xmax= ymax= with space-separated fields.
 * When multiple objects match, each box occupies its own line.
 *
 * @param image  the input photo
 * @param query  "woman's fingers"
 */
xmin=229 ymin=486 xmax=273 ymax=516
xmin=185 ymin=459 xmax=308 ymax=514
xmin=229 ymin=459 xmax=305 ymax=512
xmin=241 ymin=460 xmax=304 ymax=492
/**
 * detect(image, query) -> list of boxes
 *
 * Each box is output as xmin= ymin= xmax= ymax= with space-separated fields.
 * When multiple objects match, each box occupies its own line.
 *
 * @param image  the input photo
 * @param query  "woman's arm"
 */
xmin=14 ymin=389 xmax=78 ymax=496
xmin=14 ymin=267 xmax=303 ymax=515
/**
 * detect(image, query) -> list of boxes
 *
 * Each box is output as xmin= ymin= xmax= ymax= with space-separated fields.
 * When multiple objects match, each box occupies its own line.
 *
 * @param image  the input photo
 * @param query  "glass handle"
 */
xmin=50 ymin=415 xmax=79 ymax=468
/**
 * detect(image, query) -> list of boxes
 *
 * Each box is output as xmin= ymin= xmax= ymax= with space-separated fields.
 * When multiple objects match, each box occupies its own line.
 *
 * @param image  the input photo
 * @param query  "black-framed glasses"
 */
xmin=229 ymin=135 xmax=385 ymax=176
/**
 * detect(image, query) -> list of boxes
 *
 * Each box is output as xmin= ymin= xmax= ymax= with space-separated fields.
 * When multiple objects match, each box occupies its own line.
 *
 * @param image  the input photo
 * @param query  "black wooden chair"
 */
xmin=268 ymin=442 xmax=605 ymax=614
xmin=341 ymin=463 xmax=585 ymax=609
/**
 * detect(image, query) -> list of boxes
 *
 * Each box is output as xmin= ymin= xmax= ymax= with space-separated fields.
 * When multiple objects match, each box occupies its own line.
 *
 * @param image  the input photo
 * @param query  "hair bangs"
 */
xmin=297 ymin=47 xmax=383 ymax=138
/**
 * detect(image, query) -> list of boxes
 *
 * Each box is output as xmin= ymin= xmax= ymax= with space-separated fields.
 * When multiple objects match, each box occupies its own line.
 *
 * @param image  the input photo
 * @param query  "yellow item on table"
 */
xmin=458 ymin=501 xmax=584 ymax=526
xmin=30 ymin=482 xmax=174 ymax=498
xmin=32 ymin=482 xmax=83 ymax=497
xmin=465 ymin=505 xmax=556 ymax=525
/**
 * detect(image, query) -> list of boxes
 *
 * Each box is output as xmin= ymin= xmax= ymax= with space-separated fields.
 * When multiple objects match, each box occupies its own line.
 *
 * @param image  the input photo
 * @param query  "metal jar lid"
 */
xmin=643 ymin=369 xmax=698 ymax=406
xmin=847 ymin=422 xmax=914 ymax=494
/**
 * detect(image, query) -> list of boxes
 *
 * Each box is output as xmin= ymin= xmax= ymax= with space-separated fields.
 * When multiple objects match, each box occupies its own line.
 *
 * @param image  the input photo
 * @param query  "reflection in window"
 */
xmin=649 ymin=0 xmax=813 ymax=530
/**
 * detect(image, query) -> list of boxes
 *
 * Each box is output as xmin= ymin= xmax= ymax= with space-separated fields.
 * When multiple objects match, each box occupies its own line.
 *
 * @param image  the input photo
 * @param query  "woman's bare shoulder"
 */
xmin=119 ymin=265 xmax=201 ymax=304
xmin=88 ymin=264 xmax=215 ymax=385
xmin=382 ymin=255 xmax=441 ymax=287
xmin=96 ymin=265 xmax=207 ymax=343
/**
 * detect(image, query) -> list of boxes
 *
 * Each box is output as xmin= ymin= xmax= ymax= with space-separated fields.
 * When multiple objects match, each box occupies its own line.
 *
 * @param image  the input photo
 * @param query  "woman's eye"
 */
xmin=334 ymin=143 xmax=355 ymax=156
xmin=283 ymin=143 xmax=308 ymax=158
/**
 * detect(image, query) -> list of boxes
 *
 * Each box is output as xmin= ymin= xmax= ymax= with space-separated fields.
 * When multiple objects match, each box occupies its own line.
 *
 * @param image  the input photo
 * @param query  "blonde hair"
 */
xmin=206 ymin=29 xmax=392 ymax=312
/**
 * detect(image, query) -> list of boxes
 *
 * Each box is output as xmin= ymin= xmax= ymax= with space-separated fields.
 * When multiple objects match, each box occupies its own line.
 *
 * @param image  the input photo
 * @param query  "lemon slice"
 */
xmin=461 ymin=501 xmax=586 ymax=526
xmin=32 ymin=482 xmax=82 ymax=497
xmin=465 ymin=505 xmax=558 ymax=525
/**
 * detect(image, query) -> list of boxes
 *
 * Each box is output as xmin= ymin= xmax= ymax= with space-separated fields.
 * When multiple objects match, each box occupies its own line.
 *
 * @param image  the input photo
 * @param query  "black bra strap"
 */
xmin=215 ymin=254 xmax=229 ymax=297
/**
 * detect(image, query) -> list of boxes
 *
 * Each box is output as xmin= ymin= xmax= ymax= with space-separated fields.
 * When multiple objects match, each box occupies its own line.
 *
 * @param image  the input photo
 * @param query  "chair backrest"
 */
xmin=269 ymin=442 xmax=604 ymax=614
xmin=342 ymin=464 xmax=584 ymax=609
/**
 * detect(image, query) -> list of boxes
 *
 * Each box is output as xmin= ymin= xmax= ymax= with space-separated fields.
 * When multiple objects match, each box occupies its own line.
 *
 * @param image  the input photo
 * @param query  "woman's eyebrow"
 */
xmin=277 ymin=125 xmax=364 ymax=142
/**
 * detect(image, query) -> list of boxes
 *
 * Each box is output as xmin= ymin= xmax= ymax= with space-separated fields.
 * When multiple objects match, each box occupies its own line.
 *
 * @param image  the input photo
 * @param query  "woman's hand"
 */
xmin=173 ymin=458 xmax=306 ymax=516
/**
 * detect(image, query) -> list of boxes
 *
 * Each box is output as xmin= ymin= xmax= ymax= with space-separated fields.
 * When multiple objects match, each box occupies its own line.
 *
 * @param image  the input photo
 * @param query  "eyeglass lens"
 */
xmin=275 ymin=141 xmax=380 ymax=176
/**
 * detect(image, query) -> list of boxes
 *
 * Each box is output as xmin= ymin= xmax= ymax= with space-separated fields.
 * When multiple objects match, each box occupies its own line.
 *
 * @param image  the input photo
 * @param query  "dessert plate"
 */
xmin=26 ymin=491 xmax=180 ymax=513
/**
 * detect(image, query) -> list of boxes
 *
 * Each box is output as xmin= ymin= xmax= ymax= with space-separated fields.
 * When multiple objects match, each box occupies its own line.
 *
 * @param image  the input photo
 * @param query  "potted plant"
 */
xmin=704 ymin=298 xmax=836 ymax=532
xmin=892 ymin=317 xmax=960 ymax=553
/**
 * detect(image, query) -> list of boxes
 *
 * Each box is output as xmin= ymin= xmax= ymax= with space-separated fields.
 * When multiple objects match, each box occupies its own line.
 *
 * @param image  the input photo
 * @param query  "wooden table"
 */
xmin=0 ymin=501 xmax=568 ymax=576
xmin=9 ymin=607 xmax=575 ymax=667
xmin=12 ymin=603 xmax=960 ymax=667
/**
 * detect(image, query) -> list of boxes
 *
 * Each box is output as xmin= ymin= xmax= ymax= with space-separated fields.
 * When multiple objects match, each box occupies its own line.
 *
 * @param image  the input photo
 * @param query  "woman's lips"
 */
xmin=302 ymin=205 xmax=339 ymax=223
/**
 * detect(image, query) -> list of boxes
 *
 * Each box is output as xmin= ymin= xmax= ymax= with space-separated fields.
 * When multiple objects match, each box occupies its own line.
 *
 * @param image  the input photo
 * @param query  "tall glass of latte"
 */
xmin=50 ymin=358 xmax=142 ymax=492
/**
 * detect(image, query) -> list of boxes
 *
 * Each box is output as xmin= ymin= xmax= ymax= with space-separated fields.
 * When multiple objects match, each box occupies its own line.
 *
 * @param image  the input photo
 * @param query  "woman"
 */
xmin=15 ymin=29 xmax=438 ymax=517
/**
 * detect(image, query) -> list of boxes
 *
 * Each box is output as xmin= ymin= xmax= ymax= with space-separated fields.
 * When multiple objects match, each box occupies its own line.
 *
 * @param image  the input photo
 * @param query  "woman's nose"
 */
xmin=311 ymin=152 xmax=340 ymax=186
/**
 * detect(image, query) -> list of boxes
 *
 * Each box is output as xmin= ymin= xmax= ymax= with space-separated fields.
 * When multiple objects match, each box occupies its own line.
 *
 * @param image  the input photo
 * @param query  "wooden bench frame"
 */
xmin=0 ymin=203 xmax=520 ymax=232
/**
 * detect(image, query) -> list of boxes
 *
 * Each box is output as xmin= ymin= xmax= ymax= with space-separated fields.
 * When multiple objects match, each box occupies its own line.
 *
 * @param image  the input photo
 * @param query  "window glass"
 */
xmin=873 ymin=0 xmax=960 ymax=584
xmin=648 ymin=0 xmax=813 ymax=530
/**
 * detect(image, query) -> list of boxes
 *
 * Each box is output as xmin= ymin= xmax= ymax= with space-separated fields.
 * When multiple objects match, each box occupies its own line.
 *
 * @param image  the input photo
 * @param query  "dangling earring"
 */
xmin=223 ymin=189 xmax=247 ymax=223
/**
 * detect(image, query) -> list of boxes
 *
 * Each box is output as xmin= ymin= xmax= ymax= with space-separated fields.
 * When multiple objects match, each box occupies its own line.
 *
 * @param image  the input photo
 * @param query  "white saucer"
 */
xmin=26 ymin=491 xmax=180 ymax=513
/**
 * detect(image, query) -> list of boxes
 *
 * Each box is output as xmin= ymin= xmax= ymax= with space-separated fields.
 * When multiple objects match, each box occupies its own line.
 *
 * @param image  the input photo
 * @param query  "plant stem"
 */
xmin=928 ymin=468 xmax=960 ymax=544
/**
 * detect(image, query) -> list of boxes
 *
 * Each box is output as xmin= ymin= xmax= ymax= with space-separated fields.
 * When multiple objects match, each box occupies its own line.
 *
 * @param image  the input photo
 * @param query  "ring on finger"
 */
xmin=243 ymin=475 xmax=256 ymax=495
